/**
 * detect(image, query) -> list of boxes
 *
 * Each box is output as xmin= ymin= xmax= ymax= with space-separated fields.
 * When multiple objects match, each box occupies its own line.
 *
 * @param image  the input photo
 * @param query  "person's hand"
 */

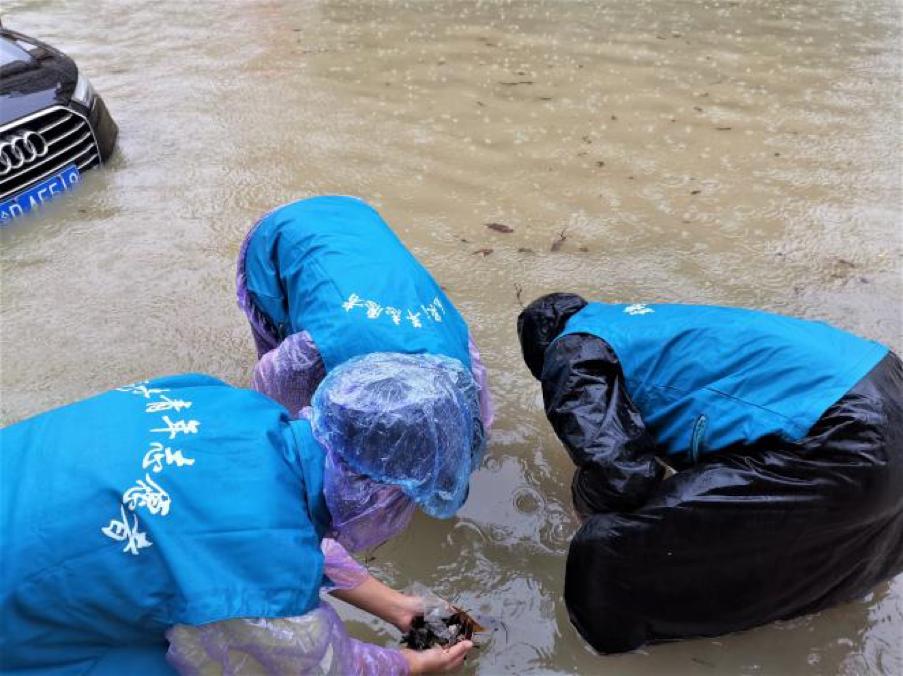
xmin=401 ymin=641 xmax=473 ymax=674
xmin=389 ymin=593 xmax=426 ymax=632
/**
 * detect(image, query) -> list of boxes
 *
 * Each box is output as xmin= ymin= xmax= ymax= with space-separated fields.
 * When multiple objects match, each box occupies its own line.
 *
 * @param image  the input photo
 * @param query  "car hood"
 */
xmin=0 ymin=29 xmax=77 ymax=126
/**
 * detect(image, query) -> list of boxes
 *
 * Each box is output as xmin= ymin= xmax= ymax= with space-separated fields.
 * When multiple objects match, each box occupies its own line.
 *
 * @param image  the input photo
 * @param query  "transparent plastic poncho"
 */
xmin=312 ymin=352 xmax=478 ymax=520
xmin=166 ymin=601 xmax=408 ymax=675
xmin=320 ymin=446 xmax=417 ymax=552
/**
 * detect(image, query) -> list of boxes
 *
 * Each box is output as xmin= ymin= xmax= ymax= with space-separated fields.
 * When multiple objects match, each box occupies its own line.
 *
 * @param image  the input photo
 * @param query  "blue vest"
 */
xmin=244 ymin=196 xmax=472 ymax=371
xmin=0 ymin=374 xmax=330 ymax=675
xmin=557 ymin=303 xmax=888 ymax=458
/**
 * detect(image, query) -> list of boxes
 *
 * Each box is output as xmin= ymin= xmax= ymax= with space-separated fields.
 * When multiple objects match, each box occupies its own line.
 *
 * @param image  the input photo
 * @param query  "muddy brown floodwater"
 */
xmin=2 ymin=1 xmax=901 ymax=673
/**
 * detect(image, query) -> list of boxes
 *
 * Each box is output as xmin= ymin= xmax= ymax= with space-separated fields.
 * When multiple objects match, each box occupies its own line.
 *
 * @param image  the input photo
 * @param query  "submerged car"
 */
xmin=0 ymin=27 xmax=117 ymax=223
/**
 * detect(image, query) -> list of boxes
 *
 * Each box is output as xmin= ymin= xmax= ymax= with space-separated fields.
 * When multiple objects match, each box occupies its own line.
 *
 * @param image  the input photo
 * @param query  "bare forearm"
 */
xmin=330 ymin=576 xmax=420 ymax=631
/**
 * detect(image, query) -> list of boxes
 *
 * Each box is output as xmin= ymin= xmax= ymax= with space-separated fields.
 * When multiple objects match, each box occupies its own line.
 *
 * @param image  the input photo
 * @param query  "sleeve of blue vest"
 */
xmin=540 ymin=333 xmax=664 ymax=514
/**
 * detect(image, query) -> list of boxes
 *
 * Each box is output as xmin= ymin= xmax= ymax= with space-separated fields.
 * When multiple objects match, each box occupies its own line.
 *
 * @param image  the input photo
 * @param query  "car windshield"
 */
xmin=0 ymin=37 xmax=32 ymax=68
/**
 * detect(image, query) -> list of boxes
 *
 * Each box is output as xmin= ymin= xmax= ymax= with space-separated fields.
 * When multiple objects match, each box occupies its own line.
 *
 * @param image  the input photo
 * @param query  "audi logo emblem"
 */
xmin=0 ymin=131 xmax=49 ymax=176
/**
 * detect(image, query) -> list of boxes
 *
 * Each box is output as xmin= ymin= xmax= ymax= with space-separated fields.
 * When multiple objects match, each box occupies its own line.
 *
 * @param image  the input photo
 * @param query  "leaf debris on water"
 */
xmin=473 ymin=248 xmax=494 ymax=256
xmin=550 ymin=227 xmax=568 ymax=252
xmin=486 ymin=222 xmax=514 ymax=234
xmin=514 ymin=283 xmax=524 ymax=307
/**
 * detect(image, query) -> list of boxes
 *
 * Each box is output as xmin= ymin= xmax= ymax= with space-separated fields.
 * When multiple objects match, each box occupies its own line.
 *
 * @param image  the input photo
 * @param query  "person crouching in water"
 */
xmin=517 ymin=293 xmax=903 ymax=654
xmin=234 ymin=196 xmax=494 ymax=655
xmin=1 ymin=356 xmax=481 ymax=674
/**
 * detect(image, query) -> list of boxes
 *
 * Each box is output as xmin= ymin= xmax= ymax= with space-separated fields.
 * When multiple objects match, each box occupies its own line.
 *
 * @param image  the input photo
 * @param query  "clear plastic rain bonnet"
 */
xmin=312 ymin=352 xmax=480 ymax=545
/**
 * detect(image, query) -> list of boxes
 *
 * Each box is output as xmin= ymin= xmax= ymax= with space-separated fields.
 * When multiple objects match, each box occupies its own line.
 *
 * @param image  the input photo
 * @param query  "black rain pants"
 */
xmin=566 ymin=352 xmax=903 ymax=653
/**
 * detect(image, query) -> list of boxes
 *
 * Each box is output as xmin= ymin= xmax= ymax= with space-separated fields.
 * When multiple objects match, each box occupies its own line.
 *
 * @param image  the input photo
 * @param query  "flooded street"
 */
xmin=2 ymin=0 xmax=901 ymax=673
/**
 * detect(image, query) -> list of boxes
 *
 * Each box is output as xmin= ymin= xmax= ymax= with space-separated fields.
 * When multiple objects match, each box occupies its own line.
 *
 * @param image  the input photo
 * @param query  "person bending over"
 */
xmin=518 ymin=293 xmax=903 ymax=653
xmin=1 ymin=353 xmax=482 ymax=674
xmin=236 ymin=196 xmax=495 ymax=607
xmin=236 ymin=195 xmax=492 ymax=429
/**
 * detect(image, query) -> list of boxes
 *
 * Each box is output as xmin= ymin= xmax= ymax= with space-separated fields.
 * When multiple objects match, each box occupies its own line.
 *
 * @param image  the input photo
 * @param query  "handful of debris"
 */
xmin=401 ymin=606 xmax=485 ymax=650
xmin=400 ymin=584 xmax=485 ymax=650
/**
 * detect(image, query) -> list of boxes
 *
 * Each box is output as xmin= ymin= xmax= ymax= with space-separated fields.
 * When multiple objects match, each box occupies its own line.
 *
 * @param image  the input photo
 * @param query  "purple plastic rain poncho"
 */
xmin=166 ymin=353 xmax=482 ymax=675
xmin=166 ymin=602 xmax=407 ymax=675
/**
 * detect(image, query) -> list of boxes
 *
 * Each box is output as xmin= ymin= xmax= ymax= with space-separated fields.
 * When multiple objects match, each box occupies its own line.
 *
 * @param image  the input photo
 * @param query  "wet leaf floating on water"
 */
xmin=691 ymin=189 xmax=701 ymax=195
xmin=716 ymin=127 xmax=732 ymax=131
xmin=517 ymin=247 xmax=535 ymax=254
xmin=499 ymin=80 xmax=534 ymax=86
xmin=473 ymin=248 xmax=494 ymax=256
xmin=486 ymin=223 xmax=514 ymax=234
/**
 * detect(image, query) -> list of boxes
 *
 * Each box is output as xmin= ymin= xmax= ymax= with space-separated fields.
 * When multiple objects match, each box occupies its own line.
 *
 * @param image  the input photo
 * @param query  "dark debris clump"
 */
xmin=401 ymin=607 xmax=485 ymax=650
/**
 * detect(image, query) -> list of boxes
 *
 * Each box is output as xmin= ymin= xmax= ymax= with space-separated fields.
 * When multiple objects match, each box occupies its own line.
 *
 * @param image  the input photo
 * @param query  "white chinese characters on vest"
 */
xmin=100 ymin=381 xmax=202 ymax=556
xmin=342 ymin=293 xmax=447 ymax=329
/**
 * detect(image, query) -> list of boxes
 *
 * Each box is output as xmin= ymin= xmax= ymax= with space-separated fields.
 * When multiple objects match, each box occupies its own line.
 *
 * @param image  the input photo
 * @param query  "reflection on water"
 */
xmin=1 ymin=1 xmax=900 ymax=673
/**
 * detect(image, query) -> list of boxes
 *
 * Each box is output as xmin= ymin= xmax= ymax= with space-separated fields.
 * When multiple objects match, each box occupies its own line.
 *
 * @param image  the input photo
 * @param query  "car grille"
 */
xmin=0 ymin=106 xmax=101 ymax=201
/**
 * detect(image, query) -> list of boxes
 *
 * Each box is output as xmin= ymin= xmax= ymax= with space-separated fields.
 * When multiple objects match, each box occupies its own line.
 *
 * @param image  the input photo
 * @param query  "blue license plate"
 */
xmin=0 ymin=164 xmax=81 ymax=223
